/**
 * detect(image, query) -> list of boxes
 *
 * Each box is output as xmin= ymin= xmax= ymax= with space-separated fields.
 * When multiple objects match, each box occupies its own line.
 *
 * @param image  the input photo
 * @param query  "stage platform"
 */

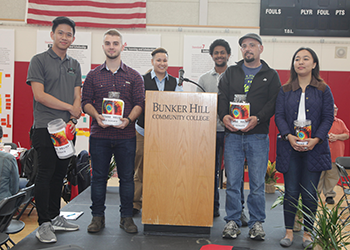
xmin=13 ymin=187 xmax=309 ymax=250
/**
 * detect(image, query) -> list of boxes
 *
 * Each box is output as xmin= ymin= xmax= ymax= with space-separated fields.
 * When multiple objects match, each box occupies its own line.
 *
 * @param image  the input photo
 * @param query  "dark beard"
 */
xmin=215 ymin=61 xmax=227 ymax=67
xmin=106 ymin=54 xmax=119 ymax=60
xmin=105 ymin=50 xmax=120 ymax=60
xmin=244 ymin=52 xmax=255 ymax=63
xmin=244 ymin=57 xmax=254 ymax=63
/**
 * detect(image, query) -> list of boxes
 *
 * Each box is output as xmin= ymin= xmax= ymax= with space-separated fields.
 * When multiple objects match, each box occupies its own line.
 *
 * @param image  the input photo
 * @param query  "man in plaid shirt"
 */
xmin=82 ymin=29 xmax=145 ymax=234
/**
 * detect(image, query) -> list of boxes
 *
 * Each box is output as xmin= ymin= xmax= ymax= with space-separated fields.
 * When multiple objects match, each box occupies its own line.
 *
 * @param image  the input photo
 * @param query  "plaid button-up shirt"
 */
xmin=82 ymin=61 xmax=145 ymax=139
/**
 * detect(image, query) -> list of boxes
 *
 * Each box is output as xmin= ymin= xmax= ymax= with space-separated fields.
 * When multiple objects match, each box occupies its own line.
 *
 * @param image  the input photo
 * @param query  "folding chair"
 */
xmin=4 ymin=143 xmax=17 ymax=150
xmin=15 ymin=184 xmax=35 ymax=220
xmin=335 ymin=157 xmax=350 ymax=222
xmin=4 ymin=184 xmax=36 ymax=247
xmin=0 ymin=191 xmax=26 ymax=248
xmin=0 ymin=232 xmax=10 ymax=250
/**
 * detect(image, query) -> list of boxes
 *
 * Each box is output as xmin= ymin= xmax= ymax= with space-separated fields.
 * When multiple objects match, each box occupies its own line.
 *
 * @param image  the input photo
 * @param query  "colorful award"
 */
xmin=230 ymin=94 xmax=250 ymax=129
xmin=102 ymin=92 xmax=125 ymax=126
xmin=47 ymin=118 xmax=75 ymax=159
xmin=294 ymin=119 xmax=312 ymax=145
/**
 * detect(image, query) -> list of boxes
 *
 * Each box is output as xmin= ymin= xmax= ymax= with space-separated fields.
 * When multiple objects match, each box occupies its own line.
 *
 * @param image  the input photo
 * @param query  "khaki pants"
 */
xmin=133 ymin=131 xmax=144 ymax=210
xmin=317 ymin=162 xmax=339 ymax=198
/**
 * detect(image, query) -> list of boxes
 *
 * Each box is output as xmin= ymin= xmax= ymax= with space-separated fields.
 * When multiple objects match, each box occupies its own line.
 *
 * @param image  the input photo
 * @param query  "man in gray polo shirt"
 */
xmin=26 ymin=16 xmax=81 ymax=243
xmin=197 ymin=39 xmax=248 ymax=225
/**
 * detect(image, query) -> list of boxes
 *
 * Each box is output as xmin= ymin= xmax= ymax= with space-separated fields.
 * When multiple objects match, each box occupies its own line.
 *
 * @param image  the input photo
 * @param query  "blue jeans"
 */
xmin=216 ymin=132 xmax=245 ymax=214
xmin=89 ymin=136 xmax=136 ymax=218
xmin=283 ymin=150 xmax=321 ymax=232
xmin=224 ymin=133 xmax=269 ymax=228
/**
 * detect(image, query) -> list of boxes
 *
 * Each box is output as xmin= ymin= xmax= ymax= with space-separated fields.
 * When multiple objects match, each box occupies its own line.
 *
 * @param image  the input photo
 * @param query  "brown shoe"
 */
xmin=87 ymin=216 xmax=105 ymax=233
xmin=133 ymin=208 xmax=140 ymax=216
xmin=120 ymin=217 xmax=138 ymax=234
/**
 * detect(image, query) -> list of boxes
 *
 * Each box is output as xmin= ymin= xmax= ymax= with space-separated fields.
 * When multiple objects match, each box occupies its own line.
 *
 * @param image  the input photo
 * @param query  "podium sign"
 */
xmin=142 ymin=91 xmax=217 ymax=231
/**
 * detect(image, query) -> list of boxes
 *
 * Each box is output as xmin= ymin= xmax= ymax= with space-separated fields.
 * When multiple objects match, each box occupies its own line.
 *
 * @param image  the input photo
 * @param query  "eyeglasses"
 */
xmin=334 ymin=107 xmax=338 ymax=110
xmin=240 ymin=43 xmax=259 ymax=51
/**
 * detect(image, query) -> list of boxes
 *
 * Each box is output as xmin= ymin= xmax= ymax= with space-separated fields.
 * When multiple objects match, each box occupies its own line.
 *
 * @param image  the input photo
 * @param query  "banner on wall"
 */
xmin=0 ymin=29 xmax=15 ymax=142
xmin=183 ymin=36 xmax=239 ymax=92
xmin=36 ymin=30 xmax=92 ymax=153
xmin=122 ymin=34 xmax=161 ymax=75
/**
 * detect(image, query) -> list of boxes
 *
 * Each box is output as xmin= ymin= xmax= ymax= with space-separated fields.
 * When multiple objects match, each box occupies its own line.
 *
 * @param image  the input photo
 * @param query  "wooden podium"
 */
xmin=142 ymin=91 xmax=217 ymax=235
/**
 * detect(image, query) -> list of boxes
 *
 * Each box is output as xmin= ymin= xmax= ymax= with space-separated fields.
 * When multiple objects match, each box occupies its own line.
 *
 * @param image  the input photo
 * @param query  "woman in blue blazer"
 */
xmin=275 ymin=47 xmax=334 ymax=248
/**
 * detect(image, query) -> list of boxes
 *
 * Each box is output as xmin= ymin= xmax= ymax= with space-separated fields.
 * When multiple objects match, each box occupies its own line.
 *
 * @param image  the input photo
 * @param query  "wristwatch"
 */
xmin=256 ymin=116 xmax=260 ymax=124
xmin=69 ymin=118 xmax=78 ymax=125
xmin=283 ymin=133 xmax=291 ymax=141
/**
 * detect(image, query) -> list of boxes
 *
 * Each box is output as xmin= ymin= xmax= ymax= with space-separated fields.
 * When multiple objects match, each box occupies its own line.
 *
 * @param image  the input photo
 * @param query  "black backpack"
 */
xmin=62 ymin=150 xmax=91 ymax=203
xmin=76 ymin=150 xmax=91 ymax=193
xmin=19 ymin=147 xmax=38 ymax=186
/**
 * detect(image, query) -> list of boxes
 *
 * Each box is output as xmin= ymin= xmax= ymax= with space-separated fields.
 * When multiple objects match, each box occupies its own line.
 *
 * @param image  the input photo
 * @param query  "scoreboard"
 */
xmin=259 ymin=0 xmax=350 ymax=37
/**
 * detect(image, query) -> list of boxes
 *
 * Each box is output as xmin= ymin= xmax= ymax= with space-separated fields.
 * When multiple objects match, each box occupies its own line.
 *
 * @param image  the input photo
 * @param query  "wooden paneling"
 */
xmin=142 ymin=91 xmax=216 ymax=227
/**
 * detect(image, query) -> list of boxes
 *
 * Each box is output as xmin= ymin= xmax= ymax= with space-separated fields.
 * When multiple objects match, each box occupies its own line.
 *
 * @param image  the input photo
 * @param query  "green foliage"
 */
xmin=295 ymin=189 xmax=350 ymax=250
xmin=108 ymin=155 xmax=117 ymax=179
xmin=271 ymin=194 xmax=284 ymax=209
xmin=271 ymin=185 xmax=303 ymax=219
xmin=265 ymin=160 xmax=278 ymax=184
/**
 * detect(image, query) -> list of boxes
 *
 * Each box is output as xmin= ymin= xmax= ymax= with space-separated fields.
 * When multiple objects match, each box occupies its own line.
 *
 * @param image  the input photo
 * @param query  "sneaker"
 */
xmin=52 ymin=215 xmax=79 ymax=231
xmin=249 ymin=221 xmax=265 ymax=240
xmin=87 ymin=216 xmax=105 ymax=233
xmin=326 ymin=197 xmax=335 ymax=204
xmin=120 ymin=217 xmax=138 ymax=234
xmin=222 ymin=220 xmax=241 ymax=239
xmin=240 ymin=210 xmax=248 ymax=227
xmin=36 ymin=222 xmax=57 ymax=243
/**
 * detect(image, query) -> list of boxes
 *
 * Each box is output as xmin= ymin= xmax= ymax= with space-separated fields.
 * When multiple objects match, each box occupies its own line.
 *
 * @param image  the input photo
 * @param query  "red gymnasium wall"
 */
xmin=14 ymin=62 xmax=350 ymax=162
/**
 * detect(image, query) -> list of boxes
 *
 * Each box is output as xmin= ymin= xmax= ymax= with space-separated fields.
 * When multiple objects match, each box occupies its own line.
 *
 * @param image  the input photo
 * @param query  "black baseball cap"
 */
xmin=239 ymin=33 xmax=262 ymax=46
xmin=52 ymin=16 xmax=76 ymax=35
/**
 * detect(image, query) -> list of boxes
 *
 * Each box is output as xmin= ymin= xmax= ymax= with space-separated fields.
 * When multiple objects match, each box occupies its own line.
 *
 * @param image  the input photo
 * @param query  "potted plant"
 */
xmin=108 ymin=155 xmax=117 ymax=179
xmin=265 ymin=160 xmax=278 ymax=193
xmin=295 ymin=191 xmax=350 ymax=249
xmin=271 ymin=186 xmax=303 ymax=232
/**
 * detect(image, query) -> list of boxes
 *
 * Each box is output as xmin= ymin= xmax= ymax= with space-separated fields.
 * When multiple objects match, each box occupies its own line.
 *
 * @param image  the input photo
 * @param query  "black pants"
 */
xmin=32 ymin=128 xmax=71 ymax=225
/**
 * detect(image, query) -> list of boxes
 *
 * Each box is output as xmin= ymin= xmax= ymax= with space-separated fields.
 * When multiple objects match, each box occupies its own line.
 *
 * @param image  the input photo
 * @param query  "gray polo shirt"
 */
xmin=26 ymin=48 xmax=82 ymax=128
xmin=197 ymin=68 xmax=225 ymax=132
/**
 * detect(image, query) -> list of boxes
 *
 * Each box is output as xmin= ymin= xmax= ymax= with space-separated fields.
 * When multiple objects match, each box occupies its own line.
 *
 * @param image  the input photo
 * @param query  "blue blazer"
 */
xmin=275 ymin=77 xmax=334 ymax=173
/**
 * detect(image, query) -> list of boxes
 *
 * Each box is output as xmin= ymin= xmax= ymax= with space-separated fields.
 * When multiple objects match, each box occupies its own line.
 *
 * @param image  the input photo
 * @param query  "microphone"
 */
xmin=178 ymin=69 xmax=184 ymax=86
xmin=176 ymin=69 xmax=206 ymax=92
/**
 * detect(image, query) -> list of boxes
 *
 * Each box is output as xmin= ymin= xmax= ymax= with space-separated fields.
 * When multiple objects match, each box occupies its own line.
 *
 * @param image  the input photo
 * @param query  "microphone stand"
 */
xmin=182 ymin=78 xmax=206 ymax=92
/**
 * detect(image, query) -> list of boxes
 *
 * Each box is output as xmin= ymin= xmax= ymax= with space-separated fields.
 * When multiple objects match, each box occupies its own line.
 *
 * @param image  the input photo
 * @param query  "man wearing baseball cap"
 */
xmin=218 ymin=33 xmax=281 ymax=241
xmin=27 ymin=16 xmax=81 ymax=243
